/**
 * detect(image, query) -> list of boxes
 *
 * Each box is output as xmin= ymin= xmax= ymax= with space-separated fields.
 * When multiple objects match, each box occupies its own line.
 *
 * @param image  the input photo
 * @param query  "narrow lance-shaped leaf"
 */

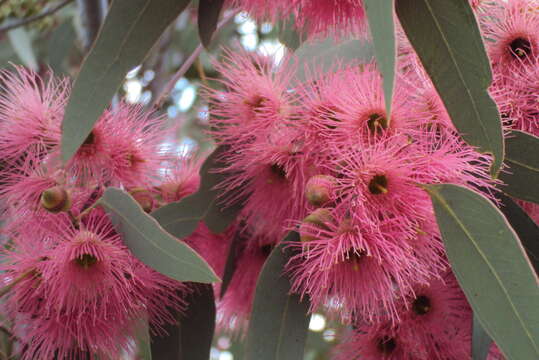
xmin=363 ymin=0 xmax=396 ymax=120
xmin=293 ymin=37 xmax=375 ymax=83
xmin=245 ymin=232 xmax=311 ymax=360
xmin=425 ymin=184 xmax=539 ymax=359
xmin=278 ymin=14 xmax=302 ymax=51
xmin=396 ymin=0 xmax=504 ymax=176
xmin=152 ymin=146 xmax=243 ymax=237
xmin=99 ymin=188 xmax=220 ymax=283
xmin=61 ymin=0 xmax=191 ymax=163
xmin=497 ymin=193 xmax=539 ymax=274
xmin=472 ymin=314 xmax=492 ymax=360
xmin=198 ymin=0 xmax=226 ymax=48
xmin=151 ymin=284 xmax=216 ymax=360
xmin=8 ymin=28 xmax=38 ymax=70
xmin=499 ymin=130 xmax=539 ymax=204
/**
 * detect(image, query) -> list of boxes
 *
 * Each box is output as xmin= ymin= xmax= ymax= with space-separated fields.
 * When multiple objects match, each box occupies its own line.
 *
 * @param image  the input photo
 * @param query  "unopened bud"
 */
xmin=305 ymin=175 xmax=336 ymax=207
xmin=129 ymin=188 xmax=154 ymax=213
xmin=40 ymin=186 xmax=71 ymax=213
xmin=300 ymin=208 xmax=333 ymax=242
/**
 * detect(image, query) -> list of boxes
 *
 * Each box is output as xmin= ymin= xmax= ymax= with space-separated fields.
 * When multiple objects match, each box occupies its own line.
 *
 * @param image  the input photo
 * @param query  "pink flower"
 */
xmin=158 ymin=155 xmax=202 ymax=203
xmin=481 ymin=0 xmax=539 ymax=72
xmin=288 ymin=206 xmax=444 ymax=323
xmin=0 ymin=67 xmax=68 ymax=160
xmin=64 ymin=103 xmax=167 ymax=186
xmin=228 ymin=0 xmax=366 ymax=38
xmin=217 ymin=235 xmax=273 ymax=336
xmin=204 ymin=48 xmax=297 ymax=150
xmin=334 ymin=323 xmax=427 ymax=360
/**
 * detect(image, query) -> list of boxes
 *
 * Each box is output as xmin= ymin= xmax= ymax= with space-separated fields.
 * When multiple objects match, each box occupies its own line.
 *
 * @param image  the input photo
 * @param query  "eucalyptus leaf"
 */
xmin=153 ymin=146 xmax=243 ymax=237
xmin=293 ymin=37 xmax=374 ymax=83
xmin=220 ymin=229 xmax=247 ymax=298
xmin=498 ymin=193 xmax=539 ymax=274
xmin=8 ymin=28 xmax=38 ymax=70
xmin=396 ymin=0 xmax=504 ymax=176
xmin=425 ymin=184 xmax=539 ymax=359
xmin=198 ymin=0 xmax=225 ymax=49
xmin=473 ymin=314 xmax=492 ymax=360
xmin=499 ymin=131 xmax=539 ymax=204
xmin=61 ymin=0 xmax=192 ymax=163
xmin=244 ymin=232 xmax=311 ymax=360
xmin=99 ymin=188 xmax=219 ymax=283
xmin=278 ymin=14 xmax=302 ymax=51
xmin=47 ymin=21 xmax=76 ymax=74
xmin=363 ymin=0 xmax=395 ymax=119
xmin=180 ymin=284 xmax=216 ymax=360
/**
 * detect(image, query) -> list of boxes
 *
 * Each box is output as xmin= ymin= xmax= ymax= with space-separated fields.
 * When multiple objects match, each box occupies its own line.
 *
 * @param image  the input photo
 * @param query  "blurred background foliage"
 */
xmin=0 ymin=1 xmax=341 ymax=359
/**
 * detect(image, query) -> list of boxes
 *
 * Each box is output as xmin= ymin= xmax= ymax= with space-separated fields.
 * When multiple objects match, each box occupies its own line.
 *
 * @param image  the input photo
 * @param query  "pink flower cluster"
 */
xmin=0 ymin=68 xmax=195 ymax=359
xmin=203 ymin=2 xmax=539 ymax=358
xmin=227 ymin=0 xmax=367 ymax=38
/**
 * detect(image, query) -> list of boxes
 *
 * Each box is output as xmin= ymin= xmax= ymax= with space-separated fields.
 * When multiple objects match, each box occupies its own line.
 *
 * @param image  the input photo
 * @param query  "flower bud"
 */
xmin=305 ymin=175 xmax=336 ymax=207
xmin=40 ymin=186 xmax=71 ymax=213
xmin=129 ymin=188 xmax=155 ymax=213
xmin=300 ymin=208 xmax=333 ymax=242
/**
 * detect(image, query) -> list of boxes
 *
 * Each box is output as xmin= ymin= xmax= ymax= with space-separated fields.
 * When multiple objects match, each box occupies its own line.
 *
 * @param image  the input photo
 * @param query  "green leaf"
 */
xmin=425 ymin=184 xmax=539 ymax=359
xmin=244 ymin=232 xmax=311 ymax=360
xmin=293 ymin=37 xmax=375 ymax=83
xmin=197 ymin=0 xmax=225 ymax=49
xmin=151 ymin=284 xmax=216 ymax=360
xmin=498 ymin=193 xmax=539 ymax=274
xmin=396 ymin=0 xmax=504 ymax=177
xmin=47 ymin=21 xmax=77 ymax=74
xmin=473 ymin=314 xmax=492 ymax=360
xmin=363 ymin=0 xmax=396 ymax=120
xmin=61 ymin=0 xmax=191 ymax=163
xmin=220 ymin=230 xmax=246 ymax=298
xmin=99 ymin=187 xmax=219 ymax=283
xmin=7 ymin=28 xmax=38 ymax=70
xmin=499 ymin=131 xmax=539 ymax=204
xmin=152 ymin=146 xmax=242 ymax=236
xmin=278 ymin=14 xmax=302 ymax=51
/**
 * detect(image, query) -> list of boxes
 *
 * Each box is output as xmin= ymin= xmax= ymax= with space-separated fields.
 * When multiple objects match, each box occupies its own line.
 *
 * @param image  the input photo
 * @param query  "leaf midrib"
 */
xmin=100 ymin=195 xmax=216 ymax=281
xmin=429 ymin=187 xmax=538 ymax=356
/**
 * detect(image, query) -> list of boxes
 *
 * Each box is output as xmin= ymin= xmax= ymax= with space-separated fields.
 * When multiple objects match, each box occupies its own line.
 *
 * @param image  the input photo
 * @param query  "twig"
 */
xmin=0 ymin=0 xmax=75 ymax=34
xmin=196 ymin=58 xmax=209 ymax=87
xmin=0 ymin=270 xmax=34 ymax=298
xmin=152 ymin=9 xmax=239 ymax=108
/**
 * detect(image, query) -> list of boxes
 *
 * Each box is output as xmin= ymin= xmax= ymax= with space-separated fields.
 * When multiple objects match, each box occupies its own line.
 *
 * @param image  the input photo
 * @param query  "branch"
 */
xmin=0 ymin=0 xmax=75 ymax=34
xmin=152 ymin=9 xmax=239 ymax=108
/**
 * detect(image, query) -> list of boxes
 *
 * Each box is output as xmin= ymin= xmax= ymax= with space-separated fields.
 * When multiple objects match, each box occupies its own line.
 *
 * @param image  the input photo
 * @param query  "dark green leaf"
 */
xmin=47 ymin=21 xmax=77 ymax=74
xmin=396 ymin=0 xmax=504 ymax=176
xmin=198 ymin=0 xmax=225 ymax=49
xmin=425 ymin=184 xmax=539 ymax=359
xmin=181 ymin=284 xmax=216 ymax=360
xmin=363 ymin=0 xmax=395 ymax=119
xmin=245 ymin=232 xmax=311 ymax=360
xmin=153 ymin=146 xmax=242 ymax=236
xmin=498 ymin=193 xmax=539 ymax=274
xmin=293 ymin=37 xmax=375 ymax=83
xmin=61 ymin=0 xmax=191 ymax=163
xmin=99 ymin=188 xmax=219 ymax=283
xmin=220 ymin=229 xmax=247 ymax=298
xmin=151 ymin=284 xmax=215 ymax=360
xmin=278 ymin=14 xmax=302 ymax=51
xmin=499 ymin=131 xmax=539 ymax=204
xmin=151 ymin=192 xmax=210 ymax=239
xmin=473 ymin=314 xmax=492 ymax=360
